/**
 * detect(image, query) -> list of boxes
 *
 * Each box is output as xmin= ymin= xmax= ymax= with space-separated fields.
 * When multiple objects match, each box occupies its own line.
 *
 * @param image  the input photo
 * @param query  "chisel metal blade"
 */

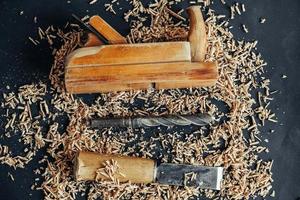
xmin=156 ymin=163 xmax=223 ymax=190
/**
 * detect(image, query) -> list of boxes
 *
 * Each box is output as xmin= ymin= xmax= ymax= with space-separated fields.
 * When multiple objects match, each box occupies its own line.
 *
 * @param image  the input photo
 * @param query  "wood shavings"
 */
xmin=28 ymin=37 xmax=38 ymax=45
xmin=235 ymin=3 xmax=241 ymax=15
xmin=95 ymin=159 xmax=123 ymax=183
xmin=165 ymin=7 xmax=186 ymax=21
xmin=270 ymin=190 xmax=275 ymax=197
xmin=260 ymin=18 xmax=266 ymax=24
xmin=230 ymin=5 xmax=235 ymax=19
xmin=230 ymin=2 xmax=246 ymax=19
xmin=125 ymin=0 xmax=188 ymax=43
xmin=184 ymin=172 xmax=198 ymax=186
xmin=242 ymin=24 xmax=249 ymax=33
xmin=8 ymin=172 xmax=15 ymax=181
xmin=0 ymin=2 xmax=276 ymax=200
xmin=105 ymin=4 xmax=117 ymax=15
xmin=89 ymin=0 xmax=97 ymax=5
xmin=195 ymin=0 xmax=211 ymax=7
xmin=241 ymin=4 xmax=246 ymax=12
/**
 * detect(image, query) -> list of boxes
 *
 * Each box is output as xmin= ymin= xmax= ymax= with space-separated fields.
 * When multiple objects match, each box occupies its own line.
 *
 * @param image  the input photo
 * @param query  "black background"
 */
xmin=0 ymin=0 xmax=299 ymax=199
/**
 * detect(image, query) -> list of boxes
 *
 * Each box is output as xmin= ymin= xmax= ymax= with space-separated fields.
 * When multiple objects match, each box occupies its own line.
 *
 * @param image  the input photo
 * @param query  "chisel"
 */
xmin=88 ymin=113 xmax=213 ymax=129
xmin=74 ymin=151 xmax=223 ymax=190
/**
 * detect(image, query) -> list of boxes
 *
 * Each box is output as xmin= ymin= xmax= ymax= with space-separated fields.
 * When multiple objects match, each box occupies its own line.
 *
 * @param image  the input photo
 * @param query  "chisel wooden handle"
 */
xmin=187 ymin=6 xmax=207 ymax=61
xmin=74 ymin=151 xmax=156 ymax=183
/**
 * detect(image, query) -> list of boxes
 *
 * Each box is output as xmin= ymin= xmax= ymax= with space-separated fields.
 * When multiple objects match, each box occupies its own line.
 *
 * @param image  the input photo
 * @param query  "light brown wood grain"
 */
xmin=66 ymin=42 xmax=191 ymax=67
xmin=65 ymin=62 xmax=218 ymax=93
xmin=155 ymin=79 xmax=217 ymax=90
xmin=84 ymin=33 xmax=104 ymax=47
xmin=89 ymin=15 xmax=127 ymax=44
xmin=66 ymin=80 xmax=217 ymax=93
xmin=187 ymin=6 xmax=207 ymax=61
xmin=82 ymin=33 xmax=154 ymax=89
xmin=143 ymin=6 xmax=209 ymax=89
xmin=74 ymin=151 xmax=156 ymax=183
xmin=66 ymin=62 xmax=216 ymax=82
xmin=66 ymin=82 xmax=151 ymax=94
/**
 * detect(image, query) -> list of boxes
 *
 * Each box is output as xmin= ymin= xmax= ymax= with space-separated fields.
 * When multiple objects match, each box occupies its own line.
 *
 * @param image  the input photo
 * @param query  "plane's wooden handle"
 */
xmin=187 ymin=6 xmax=207 ymax=61
xmin=74 ymin=151 xmax=156 ymax=183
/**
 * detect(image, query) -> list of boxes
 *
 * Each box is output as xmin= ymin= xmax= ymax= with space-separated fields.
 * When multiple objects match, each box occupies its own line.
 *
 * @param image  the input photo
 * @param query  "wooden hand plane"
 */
xmin=65 ymin=6 xmax=218 ymax=94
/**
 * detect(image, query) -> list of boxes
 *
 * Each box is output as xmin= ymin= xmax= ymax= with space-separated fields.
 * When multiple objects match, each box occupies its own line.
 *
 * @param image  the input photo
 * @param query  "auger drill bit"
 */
xmin=88 ymin=113 xmax=213 ymax=129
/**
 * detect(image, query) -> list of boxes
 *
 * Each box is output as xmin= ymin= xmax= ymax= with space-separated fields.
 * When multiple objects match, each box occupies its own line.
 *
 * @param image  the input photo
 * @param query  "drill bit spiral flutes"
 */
xmin=89 ymin=113 xmax=213 ymax=129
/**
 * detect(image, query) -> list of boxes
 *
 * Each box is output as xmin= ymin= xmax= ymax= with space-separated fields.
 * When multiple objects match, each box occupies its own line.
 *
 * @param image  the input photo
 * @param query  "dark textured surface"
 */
xmin=0 ymin=0 xmax=299 ymax=200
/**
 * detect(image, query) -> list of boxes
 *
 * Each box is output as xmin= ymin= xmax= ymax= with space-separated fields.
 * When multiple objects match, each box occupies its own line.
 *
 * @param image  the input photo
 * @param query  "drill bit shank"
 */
xmin=89 ymin=113 xmax=212 ymax=129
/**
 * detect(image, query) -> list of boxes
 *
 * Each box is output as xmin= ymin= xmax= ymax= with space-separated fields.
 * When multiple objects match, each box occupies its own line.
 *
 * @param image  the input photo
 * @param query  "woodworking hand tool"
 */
xmin=75 ymin=151 xmax=223 ymax=190
xmin=65 ymin=6 xmax=218 ymax=94
xmin=88 ymin=113 xmax=213 ymax=129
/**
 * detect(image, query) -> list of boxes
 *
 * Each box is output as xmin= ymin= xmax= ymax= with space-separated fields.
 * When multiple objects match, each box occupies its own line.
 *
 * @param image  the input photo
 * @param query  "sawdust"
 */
xmin=0 ymin=0 xmax=276 ymax=200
